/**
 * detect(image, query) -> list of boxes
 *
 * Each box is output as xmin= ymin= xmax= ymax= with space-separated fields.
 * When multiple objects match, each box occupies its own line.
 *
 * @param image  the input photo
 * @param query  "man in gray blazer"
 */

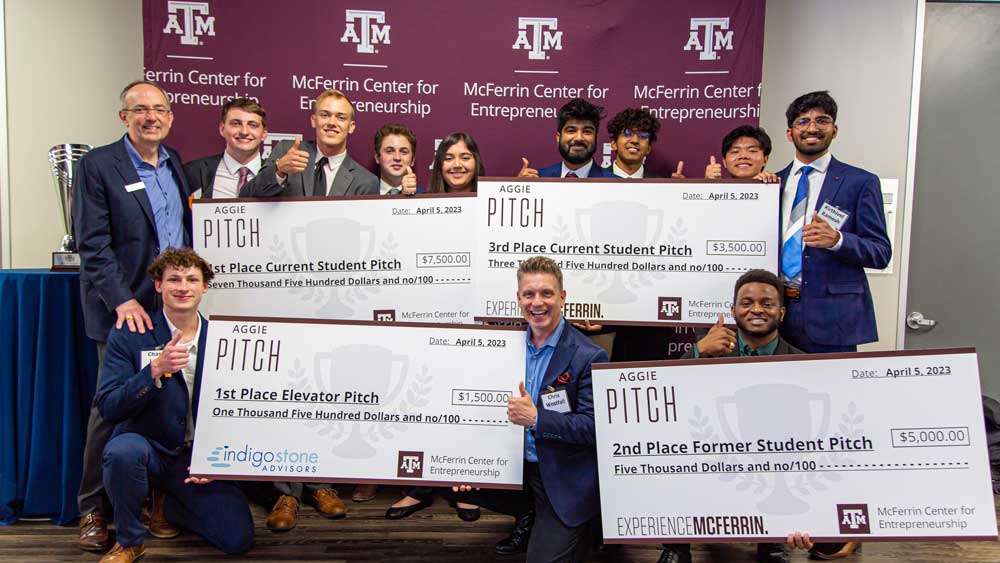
xmin=245 ymin=89 xmax=378 ymax=197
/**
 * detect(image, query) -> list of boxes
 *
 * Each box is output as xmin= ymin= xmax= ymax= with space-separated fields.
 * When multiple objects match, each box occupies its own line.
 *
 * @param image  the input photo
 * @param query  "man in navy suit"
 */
xmin=95 ymin=248 xmax=253 ymax=563
xmin=183 ymin=97 xmax=268 ymax=199
xmin=71 ymin=80 xmax=192 ymax=551
xmin=452 ymin=256 xmax=609 ymax=562
xmin=518 ymin=98 xmax=617 ymax=179
xmin=776 ymin=91 xmax=891 ymax=356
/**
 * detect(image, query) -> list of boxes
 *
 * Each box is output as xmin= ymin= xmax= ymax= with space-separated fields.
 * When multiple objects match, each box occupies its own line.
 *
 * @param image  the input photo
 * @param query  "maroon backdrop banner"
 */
xmin=144 ymin=0 xmax=765 ymax=178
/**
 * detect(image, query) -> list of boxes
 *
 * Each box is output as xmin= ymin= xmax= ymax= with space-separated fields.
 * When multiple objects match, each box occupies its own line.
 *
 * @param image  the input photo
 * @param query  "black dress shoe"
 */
xmin=658 ymin=544 xmax=692 ymax=563
xmin=495 ymin=511 xmax=534 ymax=555
xmin=756 ymin=542 xmax=790 ymax=563
xmin=455 ymin=505 xmax=481 ymax=522
xmin=384 ymin=497 xmax=432 ymax=520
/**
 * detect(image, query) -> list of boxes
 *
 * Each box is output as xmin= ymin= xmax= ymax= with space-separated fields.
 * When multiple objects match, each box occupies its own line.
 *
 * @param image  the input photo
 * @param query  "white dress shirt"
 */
xmin=561 ymin=160 xmax=593 ymax=178
xmin=164 ymin=314 xmax=203 ymax=442
xmin=212 ymin=151 xmax=261 ymax=199
xmin=612 ymin=162 xmax=644 ymax=179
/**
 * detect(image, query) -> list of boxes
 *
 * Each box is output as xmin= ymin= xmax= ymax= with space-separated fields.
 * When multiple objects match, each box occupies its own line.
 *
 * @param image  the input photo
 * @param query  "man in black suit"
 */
xmin=183 ymin=98 xmax=268 ymax=199
xmin=245 ymin=89 xmax=378 ymax=197
xmin=72 ymin=80 xmax=192 ymax=552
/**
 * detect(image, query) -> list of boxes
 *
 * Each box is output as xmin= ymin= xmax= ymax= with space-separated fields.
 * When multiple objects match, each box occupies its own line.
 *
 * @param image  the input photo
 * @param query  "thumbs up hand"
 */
xmin=517 ymin=157 xmax=539 ymax=178
xmin=152 ymin=331 xmax=189 ymax=381
xmin=704 ymin=155 xmax=723 ymax=179
xmin=401 ymin=165 xmax=418 ymax=195
xmin=696 ymin=313 xmax=737 ymax=357
xmin=670 ymin=160 xmax=686 ymax=179
xmin=507 ymin=380 xmax=538 ymax=426
xmin=277 ymin=136 xmax=309 ymax=178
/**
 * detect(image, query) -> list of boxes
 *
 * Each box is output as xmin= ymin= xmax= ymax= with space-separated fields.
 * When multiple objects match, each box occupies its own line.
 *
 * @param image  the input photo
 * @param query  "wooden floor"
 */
xmin=1 ymin=488 xmax=999 ymax=562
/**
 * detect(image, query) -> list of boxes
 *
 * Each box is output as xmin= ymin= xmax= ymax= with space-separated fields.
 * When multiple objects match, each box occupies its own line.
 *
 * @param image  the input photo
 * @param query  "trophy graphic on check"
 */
xmin=716 ymin=384 xmax=831 ymax=515
xmin=314 ymin=344 xmax=409 ymax=458
xmin=574 ymin=200 xmax=663 ymax=303
xmin=290 ymin=217 xmax=375 ymax=318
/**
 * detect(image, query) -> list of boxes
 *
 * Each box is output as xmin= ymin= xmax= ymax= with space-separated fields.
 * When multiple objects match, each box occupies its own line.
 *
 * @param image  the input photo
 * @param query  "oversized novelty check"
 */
xmin=474 ymin=178 xmax=779 ymax=326
xmin=193 ymin=194 xmax=475 ymax=323
xmin=592 ymin=349 xmax=997 ymax=543
xmin=190 ymin=317 xmax=525 ymax=488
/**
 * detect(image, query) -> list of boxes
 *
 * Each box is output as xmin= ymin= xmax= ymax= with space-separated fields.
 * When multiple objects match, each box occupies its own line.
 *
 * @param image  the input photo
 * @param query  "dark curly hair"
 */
xmin=607 ymin=108 xmax=662 ymax=144
xmin=148 ymin=248 xmax=215 ymax=283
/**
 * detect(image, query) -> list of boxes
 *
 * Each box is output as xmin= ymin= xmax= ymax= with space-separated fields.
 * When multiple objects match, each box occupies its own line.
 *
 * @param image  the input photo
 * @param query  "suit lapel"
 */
xmin=192 ymin=314 xmax=208 ymax=425
xmin=815 ymin=157 xmax=846 ymax=209
xmin=113 ymin=138 xmax=156 ymax=233
xmin=202 ymin=155 xmax=221 ymax=199
xmin=330 ymin=154 xmax=356 ymax=196
xmin=540 ymin=326 xmax=578 ymax=390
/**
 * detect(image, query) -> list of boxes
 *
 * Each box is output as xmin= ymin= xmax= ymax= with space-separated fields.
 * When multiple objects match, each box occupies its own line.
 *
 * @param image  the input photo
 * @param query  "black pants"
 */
xmin=78 ymin=342 xmax=112 ymax=516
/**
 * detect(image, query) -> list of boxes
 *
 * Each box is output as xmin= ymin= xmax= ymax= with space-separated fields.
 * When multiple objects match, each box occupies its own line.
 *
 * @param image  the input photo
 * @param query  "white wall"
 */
xmin=760 ymin=0 xmax=920 ymax=351
xmin=2 ymin=0 xmax=142 ymax=267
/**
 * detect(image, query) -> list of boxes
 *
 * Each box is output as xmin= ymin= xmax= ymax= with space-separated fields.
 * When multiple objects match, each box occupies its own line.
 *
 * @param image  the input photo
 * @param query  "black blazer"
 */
xmin=183 ymin=153 xmax=223 ymax=199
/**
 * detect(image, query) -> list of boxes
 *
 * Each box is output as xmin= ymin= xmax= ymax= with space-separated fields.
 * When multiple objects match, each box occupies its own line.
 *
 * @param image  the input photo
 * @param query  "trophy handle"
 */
xmin=574 ymin=209 xmax=593 ymax=245
xmin=386 ymin=354 xmax=410 ymax=403
xmin=361 ymin=225 xmax=377 ymax=261
xmin=647 ymin=208 xmax=665 ymax=247
xmin=715 ymin=396 xmax=740 ymax=443
xmin=313 ymin=351 xmax=334 ymax=392
xmin=809 ymin=393 xmax=832 ymax=439
xmin=290 ymin=226 xmax=307 ymax=263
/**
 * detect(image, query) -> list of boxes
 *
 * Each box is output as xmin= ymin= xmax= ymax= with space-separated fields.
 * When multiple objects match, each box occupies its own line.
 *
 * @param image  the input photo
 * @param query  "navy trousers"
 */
xmin=102 ymin=433 xmax=254 ymax=554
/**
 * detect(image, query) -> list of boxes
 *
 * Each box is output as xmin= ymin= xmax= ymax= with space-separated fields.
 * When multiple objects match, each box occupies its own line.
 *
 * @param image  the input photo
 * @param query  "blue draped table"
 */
xmin=0 ymin=269 xmax=98 ymax=525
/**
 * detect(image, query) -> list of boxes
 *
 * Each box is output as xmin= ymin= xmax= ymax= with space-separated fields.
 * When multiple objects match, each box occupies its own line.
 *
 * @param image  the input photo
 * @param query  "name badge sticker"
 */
xmin=541 ymin=389 xmax=571 ymax=413
xmin=125 ymin=181 xmax=146 ymax=193
xmin=817 ymin=202 xmax=849 ymax=230
xmin=141 ymin=349 xmax=162 ymax=388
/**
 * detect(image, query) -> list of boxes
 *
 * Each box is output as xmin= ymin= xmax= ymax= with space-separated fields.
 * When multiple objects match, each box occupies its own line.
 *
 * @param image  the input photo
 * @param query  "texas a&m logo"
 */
xmin=341 ymin=10 xmax=391 ymax=54
xmin=512 ymin=17 xmax=563 ymax=60
xmin=397 ymin=451 xmax=424 ymax=478
xmin=837 ymin=504 xmax=871 ymax=534
xmin=683 ymin=17 xmax=734 ymax=61
xmin=162 ymin=1 xmax=215 ymax=46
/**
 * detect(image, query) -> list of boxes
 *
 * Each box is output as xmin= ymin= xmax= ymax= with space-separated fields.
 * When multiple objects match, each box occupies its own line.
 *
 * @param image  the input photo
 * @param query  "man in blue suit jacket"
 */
xmin=451 ymin=256 xmax=608 ymax=562
xmin=776 ymin=91 xmax=891 ymax=355
xmin=71 ymin=80 xmax=193 ymax=551
xmin=518 ymin=98 xmax=617 ymax=180
xmin=95 ymin=249 xmax=253 ymax=563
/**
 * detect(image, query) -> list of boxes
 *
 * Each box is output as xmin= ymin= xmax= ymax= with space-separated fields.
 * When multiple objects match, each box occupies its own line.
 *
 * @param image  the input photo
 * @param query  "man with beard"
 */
xmin=518 ymin=98 xmax=616 ymax=179
xmin=776 ymin=91 xmax=890 ymax=356
xmin=658 ymin=269 xmax=810 ymax=563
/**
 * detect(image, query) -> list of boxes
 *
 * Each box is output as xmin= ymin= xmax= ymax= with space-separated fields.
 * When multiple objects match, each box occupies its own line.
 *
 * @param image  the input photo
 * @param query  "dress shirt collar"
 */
xmin=380 ymin=178 xmax=401 ymax=195
xmin=790 ymin=152 xmax=832 ymax=177
xmin=527 ymin=317 xmax=566 ymax=355
xmin=738 ymin=332 xmax=779 ymax=356
xmin=612 ymin=161 xmax=644 ymax=179
xmin=222 ymin=150 xmax=261 ymax=177
xmin=123 ymin=135 xmax=169 ymax=169
xmin=562 ymin=160 xmax=593 ymax=178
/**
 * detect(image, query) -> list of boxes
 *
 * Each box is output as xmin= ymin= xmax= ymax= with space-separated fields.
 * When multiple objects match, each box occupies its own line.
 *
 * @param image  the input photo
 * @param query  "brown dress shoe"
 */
xmin=78 ymin=513 xmax=113 ymax=552
xmin=307 ymin=488 xmax=347 ymax=519
xmin=147 ymin=488 xmax=180 ymax=539
xmin=266 ymin=495 xmax=299 ymax=532
xmin=351 ymin=484 xmax=378 ymax=502
xmin=99 ymin=542 xmax=146 ymax=563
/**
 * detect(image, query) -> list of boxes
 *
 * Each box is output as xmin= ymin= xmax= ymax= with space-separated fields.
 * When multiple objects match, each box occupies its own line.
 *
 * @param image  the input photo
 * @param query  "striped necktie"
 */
xmin=781 ymin=165 xmax=814 ymax=285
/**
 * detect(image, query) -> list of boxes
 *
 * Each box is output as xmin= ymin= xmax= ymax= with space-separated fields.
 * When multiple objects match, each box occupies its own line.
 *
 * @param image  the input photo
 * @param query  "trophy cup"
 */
xmin=48 ymin=143 xmax=91 ymax=270
xmin=717 ymin=384 xmax=831 ymax=515
xmin=290 ymin=217 xmax=376 ymax=318
xmin=314 ymin=344 xmax=409 ymax=458
xmin=575 ymin=200 xmax=664 ymax=304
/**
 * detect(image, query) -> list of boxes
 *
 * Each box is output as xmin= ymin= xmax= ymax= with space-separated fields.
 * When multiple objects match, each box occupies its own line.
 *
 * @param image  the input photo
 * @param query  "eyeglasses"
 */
xmin=622 ymin=129 xmax=651 ymax=140
xmin=792 ymin=116 xmax=834 ymax=129
xmin=123 ymin=106 xmax=171 ymax=117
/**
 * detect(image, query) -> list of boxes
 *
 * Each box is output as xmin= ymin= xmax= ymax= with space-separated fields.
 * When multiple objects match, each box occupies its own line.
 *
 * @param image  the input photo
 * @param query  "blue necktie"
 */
xmin=781 ymin=165 xmax=814 ymax=284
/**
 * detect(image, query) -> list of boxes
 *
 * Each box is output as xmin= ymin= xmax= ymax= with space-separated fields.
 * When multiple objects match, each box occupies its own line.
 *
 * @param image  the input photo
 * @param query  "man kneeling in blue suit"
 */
xmin=96 ymin=248 xmax=253 ymax=562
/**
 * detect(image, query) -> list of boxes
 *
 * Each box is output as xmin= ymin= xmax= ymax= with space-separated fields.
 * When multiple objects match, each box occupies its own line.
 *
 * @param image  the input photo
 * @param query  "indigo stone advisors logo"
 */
xmin=206 ymin=445 xmax=232 ymax=468
xmin=162 ymin=1 xmax=216 ymax=46
xmin=208 ymin=444 xmax=320 ymax=472
xmin=837 ymin=504 xmax=871 ymax=534
xmin=658 ymin=297 xmax=682 ymax=321
xmin=397 ymin=451 xmax=424 ymax=478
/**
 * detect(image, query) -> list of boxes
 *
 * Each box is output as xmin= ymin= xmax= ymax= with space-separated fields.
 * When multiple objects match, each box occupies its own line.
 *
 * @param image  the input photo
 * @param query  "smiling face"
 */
xmin=119 ymin=83 xmax=173 ymax=147
xmin=442 ymin=139 xmax=476 ymax=191
xmin=155 ymin=266 xmax=207 ymax=315
xmin=311 ymin=95 xmax=356 ymax=155
xmin=724 ymin=136 xmax=769 ymax=178
xmin=732 ymin=281 xmax=784 ymax=339
xmin=787 ymin=108 xmax=837 ymax=160
xmin=557 ymin=119 xmax=598 ymax=166
xmin=611 ymin=129 xmax=652 ymax=169
xmin=517 ymin=272 xmax=566 ymax=342
xmin=376 ymin=133 xmax=414 ymax=183
xmin=219 ymin=107 xmax=266 ymax=161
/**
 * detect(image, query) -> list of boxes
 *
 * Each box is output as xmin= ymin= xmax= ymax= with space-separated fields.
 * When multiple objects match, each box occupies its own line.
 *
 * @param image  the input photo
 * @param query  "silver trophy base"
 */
xmin=52 ymin=251 xmax=80 ymax=271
